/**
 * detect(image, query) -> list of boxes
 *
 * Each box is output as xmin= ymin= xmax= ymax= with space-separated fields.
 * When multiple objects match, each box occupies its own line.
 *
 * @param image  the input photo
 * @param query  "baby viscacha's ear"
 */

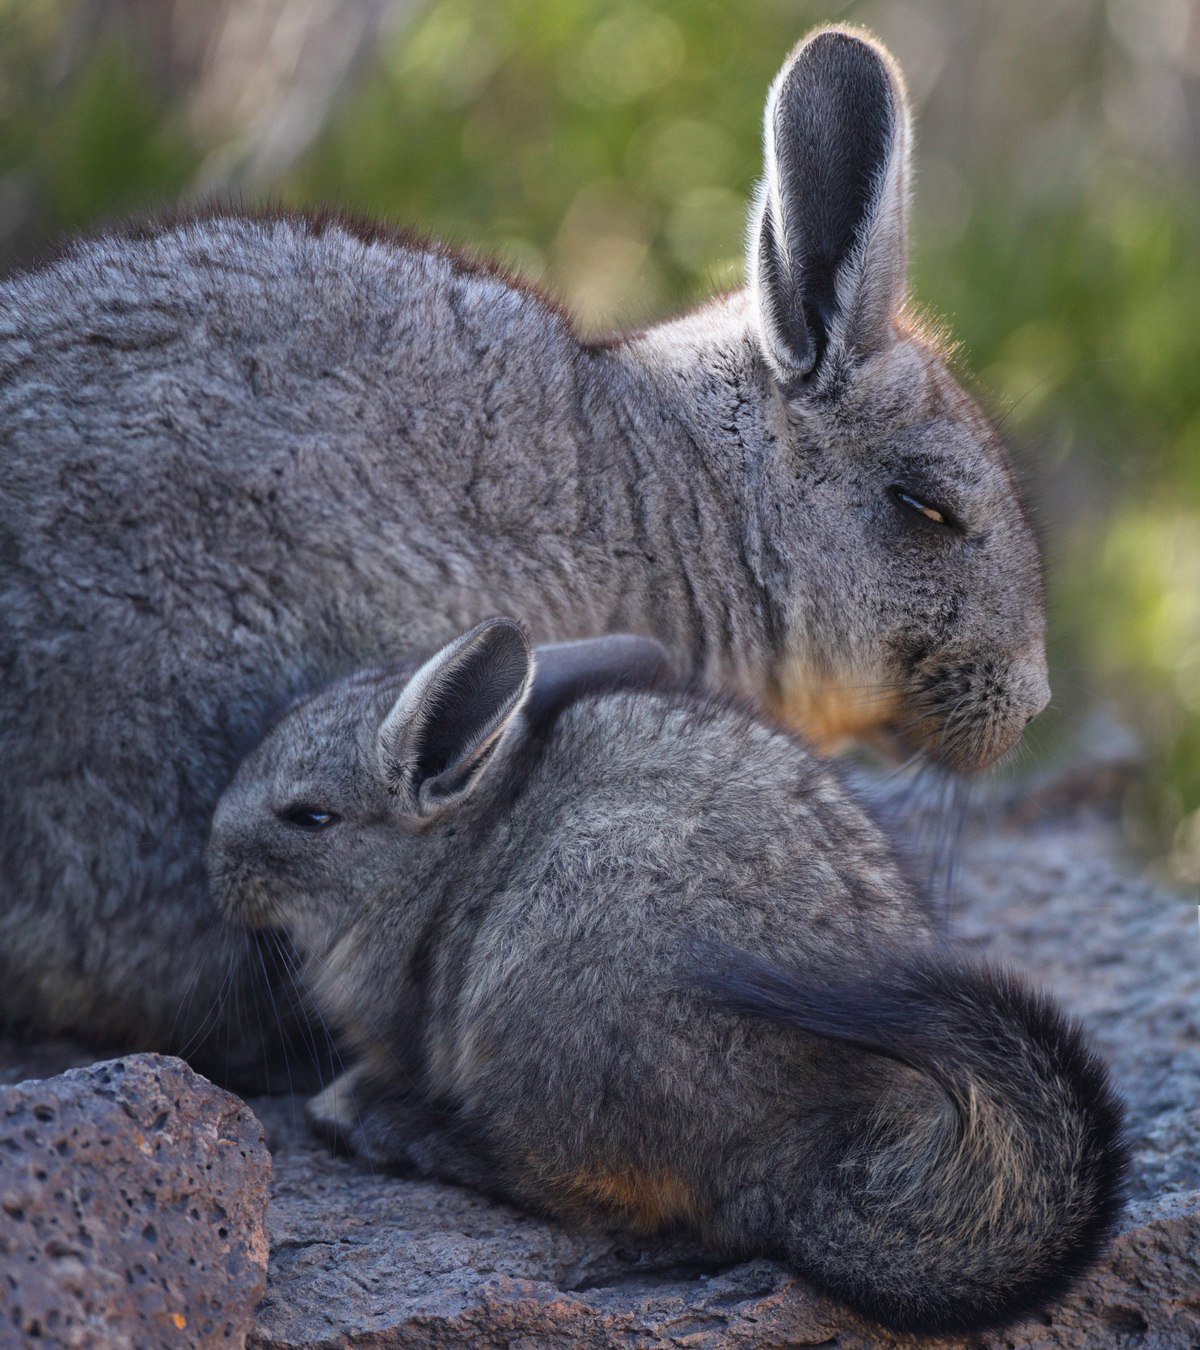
xmin=377 ymin=617 xmax=532 ymax=818
xmin=525 ymin=633 xmax=672 ymax=727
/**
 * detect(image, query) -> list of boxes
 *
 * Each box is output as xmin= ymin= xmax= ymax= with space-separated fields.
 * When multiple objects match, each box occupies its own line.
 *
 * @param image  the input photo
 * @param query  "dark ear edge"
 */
xmin=378 ymin=617 xmax=532 ymax=817
xmin=525 ymin=634 xmax=674 ymax=729
xmin=751 ymin=25 xmax=910 ymax=395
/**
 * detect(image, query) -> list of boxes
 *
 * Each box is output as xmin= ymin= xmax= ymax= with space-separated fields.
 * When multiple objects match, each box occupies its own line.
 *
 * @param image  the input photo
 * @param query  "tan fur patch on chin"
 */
xmin=769 ymin=675 xmax=902 ymax=754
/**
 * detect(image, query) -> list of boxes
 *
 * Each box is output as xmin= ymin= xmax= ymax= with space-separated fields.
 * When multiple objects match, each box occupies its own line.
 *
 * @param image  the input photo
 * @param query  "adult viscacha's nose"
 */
xmin=1015 ymin=642 xmax=1051 ymax=725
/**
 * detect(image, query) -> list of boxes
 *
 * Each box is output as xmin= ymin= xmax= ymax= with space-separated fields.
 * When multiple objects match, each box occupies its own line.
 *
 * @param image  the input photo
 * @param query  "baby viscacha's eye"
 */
xmin=278 ymin=804 xmax=340 ymax=830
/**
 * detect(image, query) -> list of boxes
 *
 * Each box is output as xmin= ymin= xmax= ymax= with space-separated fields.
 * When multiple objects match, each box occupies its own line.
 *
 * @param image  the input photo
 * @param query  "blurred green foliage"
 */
xmin=1 ymin=0 xmax=1197 ymax=876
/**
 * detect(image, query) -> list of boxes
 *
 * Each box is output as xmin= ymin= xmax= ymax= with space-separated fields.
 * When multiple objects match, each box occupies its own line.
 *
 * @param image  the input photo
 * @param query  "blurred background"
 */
xmin=1 ymin=0 xmax=1197 ymax=881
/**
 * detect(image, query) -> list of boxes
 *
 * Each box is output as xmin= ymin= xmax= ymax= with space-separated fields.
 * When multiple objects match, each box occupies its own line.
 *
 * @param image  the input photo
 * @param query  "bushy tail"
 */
xmin=694 ymin=943 xmax=1127 ymax=1335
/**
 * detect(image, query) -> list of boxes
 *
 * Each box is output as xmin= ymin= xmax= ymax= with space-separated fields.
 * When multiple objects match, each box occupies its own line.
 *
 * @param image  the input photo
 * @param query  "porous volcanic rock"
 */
xmin=0 ymin=1054 xmax=271 ymax=1347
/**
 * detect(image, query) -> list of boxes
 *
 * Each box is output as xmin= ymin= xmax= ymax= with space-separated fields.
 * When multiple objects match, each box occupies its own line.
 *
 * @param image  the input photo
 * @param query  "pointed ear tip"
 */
xmin=779 ymin=23 xmax=907 ymax=100
xmin=469 ymin=614 xmax=529 ymax=638
xmin=793 ymin=22 xmax=892 ymax=60
xmin=465 ymin=615 xmax=532 ymax=655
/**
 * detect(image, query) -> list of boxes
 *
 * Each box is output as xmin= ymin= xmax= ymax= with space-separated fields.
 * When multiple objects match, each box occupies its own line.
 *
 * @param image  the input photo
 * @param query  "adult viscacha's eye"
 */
xmin=890 ymin=486 xmax=959 ymax=529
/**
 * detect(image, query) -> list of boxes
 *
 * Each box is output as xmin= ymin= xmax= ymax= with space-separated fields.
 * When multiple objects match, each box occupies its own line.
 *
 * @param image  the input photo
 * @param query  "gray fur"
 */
xmin=207 ymin=620 xmax=1124 ymax=1336
xmin=0 ymin=26 xmax=1046 ymax=1069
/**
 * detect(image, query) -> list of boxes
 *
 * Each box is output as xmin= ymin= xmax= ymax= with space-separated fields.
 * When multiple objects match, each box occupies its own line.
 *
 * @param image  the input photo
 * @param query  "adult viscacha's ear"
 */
xmin=377 ymin=617 xmax=532 ymax=818
xmin=749 ymin=25 xmax=911 ymax=398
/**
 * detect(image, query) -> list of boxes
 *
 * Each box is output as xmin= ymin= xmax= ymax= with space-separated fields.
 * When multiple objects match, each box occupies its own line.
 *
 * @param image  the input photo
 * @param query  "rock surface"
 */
xmin=2 ymin=757 xmax=1196 ymax=1348
xmin=0 ymin=1054 xmax=271 ymax=1347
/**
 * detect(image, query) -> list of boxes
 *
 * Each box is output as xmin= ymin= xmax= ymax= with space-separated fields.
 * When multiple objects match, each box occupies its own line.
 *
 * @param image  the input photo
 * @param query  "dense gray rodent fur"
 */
xmin=207 ymin=619 xmax=1124 ymax=1336
xmin=0 ymin=26 xmax=1047 ymax=1071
